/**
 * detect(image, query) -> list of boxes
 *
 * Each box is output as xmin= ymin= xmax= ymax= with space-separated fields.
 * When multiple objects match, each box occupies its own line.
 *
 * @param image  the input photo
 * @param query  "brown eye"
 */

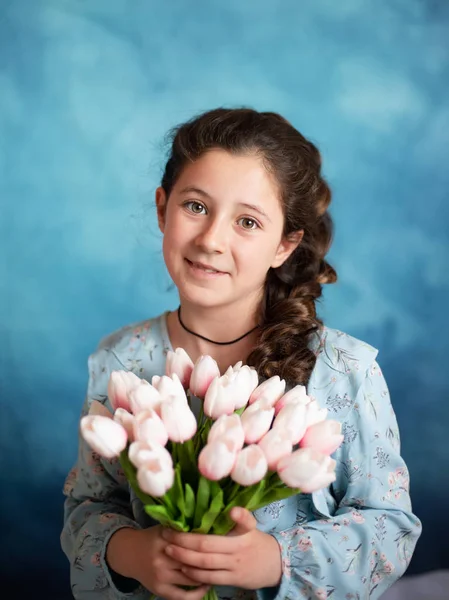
xmin=239 ymin=217 xmax=258 ymax=230
xmin=185 ymin=201 xmax=206 ymax=214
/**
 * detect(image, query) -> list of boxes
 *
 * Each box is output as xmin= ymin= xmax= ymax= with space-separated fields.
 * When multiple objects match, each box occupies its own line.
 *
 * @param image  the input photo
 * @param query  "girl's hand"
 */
xmin=161 ymin=507 xmax=283 ymax=590
xmin=106 ymin=525 xmax=210 ymax=600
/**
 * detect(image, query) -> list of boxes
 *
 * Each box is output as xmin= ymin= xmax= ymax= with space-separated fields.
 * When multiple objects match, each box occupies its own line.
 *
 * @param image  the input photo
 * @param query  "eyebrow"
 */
xmin=179 ymin=186 xmax=272 ymax=222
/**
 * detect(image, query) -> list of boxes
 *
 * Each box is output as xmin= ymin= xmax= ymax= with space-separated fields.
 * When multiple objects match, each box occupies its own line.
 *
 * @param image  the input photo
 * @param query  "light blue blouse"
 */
xmin=61 ymin=312 xmax=421 ymax=599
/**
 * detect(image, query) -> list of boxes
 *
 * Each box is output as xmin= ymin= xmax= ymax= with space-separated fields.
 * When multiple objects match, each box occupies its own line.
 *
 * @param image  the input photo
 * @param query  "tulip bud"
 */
xmin=274 ymin=385 xmax=309 ymax=415
xmin=153 ymin=373 xmax=187 ymax=402
xmin=88 ymin=400 xmax=113 ymax=419
xmin=231 ymin=444 xmax=268 ymax=486
xmin=160 ymin=394 xmax=197 ymax=443
xmin=136 ymin=445 xmax=175 ymax=497
xmin=300 ymin=420 xmax=344 ymax=456
xmin=277 ymin=447 xmax=337 ymax=493
xmin=128 ymin=384 xmax=162 ymax=416
xmin=272 ymin=402 xmax=308 ymax=445
xmin=129 ymin=440 xmax=173 ymax=470
xmin=189 ymin=355 xmax=220 ymax=398
xmin=198 ymin=441 xmax=237 ymax=481
xmin=249 ymin=376 xmax=286 ymax=408
xmin=240 ymin=399 xmax=274 ymax=444
xmin=258 ymin=428 xmax=293 ymax=470
xmin=230 ymin=365 xmax=259 ymax=409
xmin=114 ymin=408 xmax=135 ymax=441
xmin=80 ymin=415 xmax=127 ymax=459
xmin=208 ymin=414 xmax=245 ymax=453
xmin=133 ymin=409 xmax=168 ymax=446
xmin=203 ymin=375 xmax=236 ymax=419
xmin=304 ymin=399 xmax=328 ymax=428
xmin=108 ymin=370 xmax=146 ymax=412
xmin=165 ymin=348 xmax=194 ymax=389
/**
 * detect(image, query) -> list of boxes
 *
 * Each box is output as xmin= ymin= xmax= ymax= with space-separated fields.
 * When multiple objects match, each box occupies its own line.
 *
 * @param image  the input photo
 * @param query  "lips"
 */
xmin=186 ymin=259 xmax=227 ymax=274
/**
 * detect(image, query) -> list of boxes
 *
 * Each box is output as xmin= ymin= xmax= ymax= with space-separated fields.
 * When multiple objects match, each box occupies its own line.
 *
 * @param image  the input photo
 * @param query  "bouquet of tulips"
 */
xmin=81 ymin=349 xmax=343 ymax=599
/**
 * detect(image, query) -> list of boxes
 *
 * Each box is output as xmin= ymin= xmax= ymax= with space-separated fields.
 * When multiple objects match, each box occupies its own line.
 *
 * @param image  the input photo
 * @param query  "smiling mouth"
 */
xmin=185 ymin=259 xmax=227 ymax=274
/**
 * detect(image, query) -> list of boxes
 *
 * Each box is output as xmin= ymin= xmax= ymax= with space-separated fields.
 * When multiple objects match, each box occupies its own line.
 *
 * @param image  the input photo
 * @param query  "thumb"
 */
xmin=229 ymin=507 xmax=257 ymax=535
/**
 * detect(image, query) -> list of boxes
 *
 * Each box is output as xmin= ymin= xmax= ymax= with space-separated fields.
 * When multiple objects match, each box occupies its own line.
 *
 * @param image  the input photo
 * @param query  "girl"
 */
xmin=61 ymin=108 xmax=421 ymax=600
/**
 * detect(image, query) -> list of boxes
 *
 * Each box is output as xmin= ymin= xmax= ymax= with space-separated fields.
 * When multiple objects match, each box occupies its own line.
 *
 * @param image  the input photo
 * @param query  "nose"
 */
xmin=194 ymin=216 xmax=228 ymax=254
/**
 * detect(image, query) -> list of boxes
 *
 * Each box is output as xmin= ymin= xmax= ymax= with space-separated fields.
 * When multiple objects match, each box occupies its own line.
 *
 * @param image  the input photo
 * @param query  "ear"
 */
xmin=155 ymin=187 xmax=167 ymax=234
xmin=271 ymin=230 xmax=304 ymax=269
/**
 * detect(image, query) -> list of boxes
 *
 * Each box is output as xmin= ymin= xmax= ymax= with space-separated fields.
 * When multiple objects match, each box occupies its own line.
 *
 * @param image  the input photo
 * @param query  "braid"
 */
xmin=247 ymin=160 xmax=337 ymax=385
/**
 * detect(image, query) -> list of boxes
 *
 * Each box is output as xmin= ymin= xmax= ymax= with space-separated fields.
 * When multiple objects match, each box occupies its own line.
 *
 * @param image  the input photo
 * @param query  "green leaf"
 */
xmin=193 ymin=475 xmax=210 ymax=529
xmin=143 ymin=505 xmax=189 ymax=532
xmin=173 ymin=463 xmax=186 ymax=521
xmin=255 ymin=486 xmax=301 ymax=509
xmin=192 ymin=488 xmax=224 ymax=534
xmin=184 ymin=483 xmax=195 ymax=521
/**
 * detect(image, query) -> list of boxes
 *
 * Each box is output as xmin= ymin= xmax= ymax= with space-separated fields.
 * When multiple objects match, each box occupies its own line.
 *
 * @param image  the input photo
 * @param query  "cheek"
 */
xmin=237 ymin=242 xmax=277 ymax=275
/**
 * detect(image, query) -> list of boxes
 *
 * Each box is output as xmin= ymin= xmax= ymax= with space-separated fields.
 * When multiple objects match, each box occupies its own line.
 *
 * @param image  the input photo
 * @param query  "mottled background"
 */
xmin=1 ymin=0 xmax=448 ymax=596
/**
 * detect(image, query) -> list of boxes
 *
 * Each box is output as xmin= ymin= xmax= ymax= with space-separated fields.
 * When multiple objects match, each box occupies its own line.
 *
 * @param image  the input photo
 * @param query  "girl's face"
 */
xmin=156 ymin=149 xmax=301 ymax=312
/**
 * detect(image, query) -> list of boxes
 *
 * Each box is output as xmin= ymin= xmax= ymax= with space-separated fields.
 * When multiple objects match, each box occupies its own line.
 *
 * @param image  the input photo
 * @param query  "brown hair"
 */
xmin=160 ymin=107 xmax=337 ymax=385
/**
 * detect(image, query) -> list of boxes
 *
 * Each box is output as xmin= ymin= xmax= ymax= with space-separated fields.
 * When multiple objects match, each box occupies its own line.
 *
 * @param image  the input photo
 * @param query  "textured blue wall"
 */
xmin=1 ymin=0 xmax=448 ymax=596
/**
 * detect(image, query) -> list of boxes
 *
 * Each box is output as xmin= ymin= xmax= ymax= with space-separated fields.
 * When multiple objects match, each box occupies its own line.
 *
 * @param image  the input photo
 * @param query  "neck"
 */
xmin=165 ymin=298 xmax=261 ymax=374
xmin=178 ymin=306 xmax=259 ymax=346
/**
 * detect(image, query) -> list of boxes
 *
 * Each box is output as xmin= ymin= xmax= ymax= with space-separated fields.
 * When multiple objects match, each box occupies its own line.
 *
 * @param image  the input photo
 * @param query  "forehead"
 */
xmin=173 ymin=149 xmax=282 ymax=208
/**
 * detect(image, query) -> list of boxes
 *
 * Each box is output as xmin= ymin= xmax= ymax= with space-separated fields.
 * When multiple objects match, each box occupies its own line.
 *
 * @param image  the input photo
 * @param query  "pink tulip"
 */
xmin=88 ymin=400 xmax=113 ymax=419
xmin=136 ymin=444 xmax=175 ymax=497
xmin=277 ymin=447 xmax=336 ymax=493
xmin=129 ymin=440 xmax=173 ymax=470
xmin=240 ymin=399 xmax=275 ymax=444
xmin=154 ymin=373 xmax=187 ymax=402
xmin=300 ymin=420 xmax=344 ymax=456
xmin=230 ymin=365 xmax=259 ymax=409
xmin=80 ymin=415 xmax=127 ymax=459
xmin=198 ymin=440 xmax=237 ymax=480
xmin=128 ymin=384 xmax=162 ymax=415
xmin=272 ymin=402 xmax=308 ymax=445
xmin=165 ymin=348 xmax=194 ymax=389
xmin=133 ymin=409 xmax=168 ymax=446
xmin=208 ymin=414 xmax=245 ymax=452
xmin=114 ymin=408 xmax=135 ymax=440
xmin=258 ymin=428 xmax=293 ymax=470
xmin=249 ymin=376 xmax=286 ymax=408
xmin=203 ymin=375 xmax=236 ymax=419
xmin=304 ymin=399 xmax=328 ymax=428
xmin=231 ymin=444 xmax=268 ymax=486
xmin=160 ymin=394 xmax=197 ymax=442
xmin=274 ymin=385 xmax=309 ymax=415
xmin=189 ymin=355 xmax=220 ymax=398
xmin=108 ymin=370 xmax=146 ymax=412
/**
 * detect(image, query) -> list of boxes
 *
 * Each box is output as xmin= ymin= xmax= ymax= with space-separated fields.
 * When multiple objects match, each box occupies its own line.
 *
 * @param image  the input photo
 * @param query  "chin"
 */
xmin=178 ymin=284 xmax=230 ymax=309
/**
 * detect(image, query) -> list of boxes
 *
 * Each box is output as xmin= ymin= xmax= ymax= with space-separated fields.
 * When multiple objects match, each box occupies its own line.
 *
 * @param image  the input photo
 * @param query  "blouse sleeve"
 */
xmin=258 ymin=361 xmax=422 ymax=600
xmin=60 ymin=348 xmax=149 ymax=599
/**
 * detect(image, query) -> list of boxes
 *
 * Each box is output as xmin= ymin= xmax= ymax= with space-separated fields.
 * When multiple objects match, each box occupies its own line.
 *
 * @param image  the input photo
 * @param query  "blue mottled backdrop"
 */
xmin=1 ymin=0 xmax=448 ymax=596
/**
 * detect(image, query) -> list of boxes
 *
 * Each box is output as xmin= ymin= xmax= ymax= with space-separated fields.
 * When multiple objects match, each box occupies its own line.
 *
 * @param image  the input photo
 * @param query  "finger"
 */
xmin=228 ymin=506 xmax=258 ymax=535
xmin=165 ymin=544 xmax=231 ymax=570
xmin=160 ymin=583 xmax=210 ymax=600
xmin=167 ymin=571 xmax=204 ymax=586
xmin=162 ymin=529 xmax=241 ymax=553
xmin=181 ymin=566 xmax=232 ymax=586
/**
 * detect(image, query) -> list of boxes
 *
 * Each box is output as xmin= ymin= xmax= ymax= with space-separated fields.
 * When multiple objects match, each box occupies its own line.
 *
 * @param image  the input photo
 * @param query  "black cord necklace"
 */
xmin=177 ymin=306 xmax=259 ymax=346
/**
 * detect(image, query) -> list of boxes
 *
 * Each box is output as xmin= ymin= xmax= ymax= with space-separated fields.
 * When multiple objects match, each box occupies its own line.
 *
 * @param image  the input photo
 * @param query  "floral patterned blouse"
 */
xmin=61 ymin=312 xmax=422 ymax=600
